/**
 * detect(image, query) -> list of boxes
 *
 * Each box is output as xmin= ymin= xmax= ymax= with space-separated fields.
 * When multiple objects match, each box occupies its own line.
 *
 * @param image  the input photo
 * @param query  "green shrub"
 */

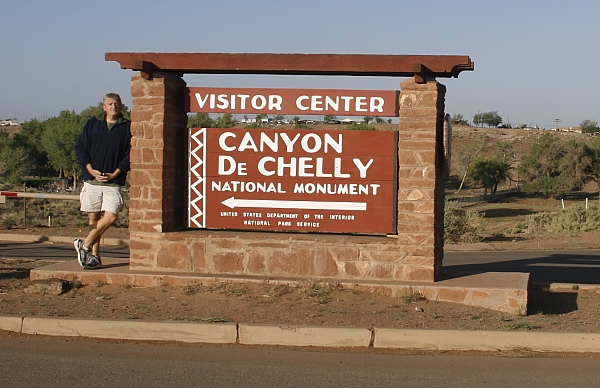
xmin=1 ymin=212 xmax=21 ymax=229
xmin=444 ymin=201 xmax=484 ymax=243
xmin=347 ymin=122 xmax=375 ymax=131
xmin=516 ymin=205 xmax=600 ymax=236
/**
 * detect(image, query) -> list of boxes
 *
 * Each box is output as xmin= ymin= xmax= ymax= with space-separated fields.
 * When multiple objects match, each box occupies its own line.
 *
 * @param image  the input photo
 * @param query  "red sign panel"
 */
xmin=188 ymin=127 xmax=397 ymax=234
xmin=187 ymin=87 xmax=399 ymax=117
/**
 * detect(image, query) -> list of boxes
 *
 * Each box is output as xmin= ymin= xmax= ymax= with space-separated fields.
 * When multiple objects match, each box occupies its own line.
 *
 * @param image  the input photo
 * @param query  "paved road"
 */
xmin=1 ymin=333 xmax=599 ymax=387
xmin=444 ymin=249 xmax=600 ymax=285
xmin=0 ymin=241 xmax=129 ymax=260
xmin=1 ymin=241 xmax=599 ymax=284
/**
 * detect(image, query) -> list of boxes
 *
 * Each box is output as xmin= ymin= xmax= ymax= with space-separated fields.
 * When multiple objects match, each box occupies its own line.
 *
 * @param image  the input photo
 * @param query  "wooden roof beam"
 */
xmin=106 ymin=53 xmax=474 ymax=82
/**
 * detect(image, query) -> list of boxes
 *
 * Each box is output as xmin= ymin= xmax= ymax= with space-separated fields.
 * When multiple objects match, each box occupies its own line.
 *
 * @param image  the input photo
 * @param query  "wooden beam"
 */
xmin=106 ymin=53 xmax=473 ymax=81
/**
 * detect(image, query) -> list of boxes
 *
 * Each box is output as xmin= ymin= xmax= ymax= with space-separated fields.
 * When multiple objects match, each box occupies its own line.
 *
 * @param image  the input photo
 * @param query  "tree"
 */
xmin=580 ymin=119 xmax=600 ymax=134
xmin=469 ymin=158 xmax=510 ymax=195
xmin=0 ymin=130 xmax=29 ymax=188
xmin=11 ymin=119 xmax=52 ymax=179
xmin=585 ymin=136 xmax=600 ymax=189
xmin=453 ymin=133 xmax=486 ymax=192
xmin=41 ymin=110 xmax=86 ymax=189
xmin=494 ymin=141 xmax=515 ymax=164
xmin=472 ymin=111 xmax=502 ymax=127
xmin=363 ymin=116 xmax=373 ymax=124
xmin=482 ymin=111 xmax=503 ymax=127
xmin=519 ymin=133 xmax=592 ymax=197
xmin=215 ymin=113 xmax=235 ymax=128
xmin=187 ymin=113 xmax=214 ymax=128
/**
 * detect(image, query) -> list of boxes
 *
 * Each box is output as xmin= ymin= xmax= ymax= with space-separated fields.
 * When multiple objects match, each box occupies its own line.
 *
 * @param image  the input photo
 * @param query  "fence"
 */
xmin=0 ymin=191 xmax=129 ymax=228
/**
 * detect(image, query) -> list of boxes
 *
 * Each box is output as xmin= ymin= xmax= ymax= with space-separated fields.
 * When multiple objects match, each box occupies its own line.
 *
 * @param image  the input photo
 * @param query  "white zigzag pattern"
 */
xmin=189 ymin=128 xmax=206 ymax=228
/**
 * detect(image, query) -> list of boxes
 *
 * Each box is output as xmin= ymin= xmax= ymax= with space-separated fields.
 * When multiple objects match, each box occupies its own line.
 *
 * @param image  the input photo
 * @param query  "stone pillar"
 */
xmin=128 ymin=72 xmax=188 ymax=268
xmin=397 ymin=77 xmax=446 ymax=280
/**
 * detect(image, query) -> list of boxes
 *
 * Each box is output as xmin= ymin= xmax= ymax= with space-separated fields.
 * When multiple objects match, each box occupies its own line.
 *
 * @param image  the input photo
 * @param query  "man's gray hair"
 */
xmin=103 ymin=93 xmax=122 ymax=103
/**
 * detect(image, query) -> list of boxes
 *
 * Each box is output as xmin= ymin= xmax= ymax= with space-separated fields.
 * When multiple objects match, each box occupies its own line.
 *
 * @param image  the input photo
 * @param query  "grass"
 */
xmin=397 ymin=288 xmax=424 ymax=305
xmin=501 ymin=322 xmax=540 ymax=331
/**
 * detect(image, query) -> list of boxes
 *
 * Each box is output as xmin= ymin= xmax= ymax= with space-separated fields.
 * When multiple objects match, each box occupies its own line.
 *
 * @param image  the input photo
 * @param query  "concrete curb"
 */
xmin=21 ymin=316 xmax=237 ymax=344
xmin=238 ymin=323 xmax=372 ymax=348
xmin=373 ymin=328 xmax=600 ymax=353
xmin=0 ymin=316 xmax=23 ymax=333
xmin=3 ymin=315 xmax=600 ymax=353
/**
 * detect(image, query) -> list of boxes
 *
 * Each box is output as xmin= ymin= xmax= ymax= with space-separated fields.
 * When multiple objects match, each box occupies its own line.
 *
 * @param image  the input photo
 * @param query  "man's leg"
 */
xmin=87 ymin=212 xmax=102 ymax=256
xmin=84 ymin=211 xmax=119 ymax=251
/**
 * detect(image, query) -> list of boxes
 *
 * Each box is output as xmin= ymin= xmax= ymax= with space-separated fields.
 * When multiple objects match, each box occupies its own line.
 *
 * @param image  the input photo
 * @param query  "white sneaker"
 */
xmin=73 ymin=239 xmax=88 ymax=269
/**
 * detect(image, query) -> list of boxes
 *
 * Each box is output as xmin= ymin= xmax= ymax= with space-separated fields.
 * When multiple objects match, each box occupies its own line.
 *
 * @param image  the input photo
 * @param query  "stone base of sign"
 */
xmin=129 ymin=231 xmax=437 ymax=282
xmin=30 ymin=258 xmax=529 ymax=315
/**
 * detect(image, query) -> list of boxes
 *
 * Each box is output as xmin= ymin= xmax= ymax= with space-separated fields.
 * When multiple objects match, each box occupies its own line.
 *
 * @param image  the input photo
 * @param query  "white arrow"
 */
xmin=221 ymin=197 xmax=367 ymax=211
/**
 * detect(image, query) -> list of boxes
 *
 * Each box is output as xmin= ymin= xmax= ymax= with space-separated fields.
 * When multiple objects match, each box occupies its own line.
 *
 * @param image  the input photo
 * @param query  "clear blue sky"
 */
xmin=2 ymin=0 xmax=599 ymax=128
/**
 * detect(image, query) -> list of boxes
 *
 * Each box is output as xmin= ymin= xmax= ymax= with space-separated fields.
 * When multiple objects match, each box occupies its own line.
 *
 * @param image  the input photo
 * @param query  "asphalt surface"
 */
xmin=1 ymin=334 xmax=600 ymax=387
xmin=2 ymin=241 xmax=599 ymax=285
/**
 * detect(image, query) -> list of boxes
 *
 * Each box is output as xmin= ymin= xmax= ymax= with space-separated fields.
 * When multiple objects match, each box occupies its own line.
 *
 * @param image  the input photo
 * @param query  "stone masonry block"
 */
xmin=328 ymin=246 xmax=359 ymax=261
xmin=157 ymin=243 xmax=192 ymax=271
xmin=211 ymin=251 xmax=245 ymax=273
xmin=359 ymin=249 xmax=409 ymax=263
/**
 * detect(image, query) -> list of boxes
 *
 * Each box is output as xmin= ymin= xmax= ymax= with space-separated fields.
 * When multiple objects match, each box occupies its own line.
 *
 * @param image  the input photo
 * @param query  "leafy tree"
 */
xmin=274 ymin=114 xmax=285 ymax=123
xmin=187 ymin=112 xmax=214 ymax=128
xmin=375 ymin=117 xmax=385 ymax=124
xmin=585 ymin=136 xmax=600 ymax=190
xmin=215 ymin=113 xmax=235 ymax=128
xmin=482 ymin=111 xmax=502 ymax=127
xmin=363 ymin=116 xmax=373 ymax=124
xmin=292 ymin=116 xmax=300 ymax=124
xmin=580 ymin=119 xmax=599 ymax=134
xmin=0 ymin=130 xmax=29 ymax=188
xmin=41 ymin=110 xmax=86 ymax=189
xmin=472 ymin=111 xmax=503 ymax=127
xmin=519 ymin=133 xmax=592 ymax=196
xmin=469 ymin=158 xmax=510 ymax=195
xmin=494 ymin=141 xmax=515 ymax=164
xmin=12 ymin=119 xmax=52 ymax=179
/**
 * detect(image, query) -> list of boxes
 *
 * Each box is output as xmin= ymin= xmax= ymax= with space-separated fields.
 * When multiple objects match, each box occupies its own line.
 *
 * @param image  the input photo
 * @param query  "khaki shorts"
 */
xmin=80 ymin=182 xmax=124 ymax=214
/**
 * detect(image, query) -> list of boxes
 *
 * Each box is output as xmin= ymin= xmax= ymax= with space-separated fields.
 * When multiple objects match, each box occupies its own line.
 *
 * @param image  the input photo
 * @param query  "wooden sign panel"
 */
xmin=188 ymin=128 xmax=397 ymax=234
xmin=187 ymin=87 xmax=399 ymax=117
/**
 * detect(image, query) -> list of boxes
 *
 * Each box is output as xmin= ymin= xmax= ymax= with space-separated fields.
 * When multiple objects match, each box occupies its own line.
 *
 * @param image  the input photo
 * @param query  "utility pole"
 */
xmin=554 ymin=118 xmax=561 ymax=130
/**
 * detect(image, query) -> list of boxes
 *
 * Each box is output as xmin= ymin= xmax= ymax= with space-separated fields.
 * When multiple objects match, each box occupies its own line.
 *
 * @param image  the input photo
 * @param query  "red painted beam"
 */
xmin=105 ymin=53 xmax=473 ymax=80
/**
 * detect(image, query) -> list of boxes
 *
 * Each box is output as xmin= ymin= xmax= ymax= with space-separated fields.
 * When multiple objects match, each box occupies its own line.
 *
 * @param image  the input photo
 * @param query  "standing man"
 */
xmin=74 ymin=93 xmax=131 ymax=269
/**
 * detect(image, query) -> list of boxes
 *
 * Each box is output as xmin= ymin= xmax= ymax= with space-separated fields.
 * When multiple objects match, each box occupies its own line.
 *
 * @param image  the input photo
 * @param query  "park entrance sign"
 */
xmin=188 ymin=127 xmax=397 ymax=234
xmin=105 ymin=52 xmax=475 ymax=285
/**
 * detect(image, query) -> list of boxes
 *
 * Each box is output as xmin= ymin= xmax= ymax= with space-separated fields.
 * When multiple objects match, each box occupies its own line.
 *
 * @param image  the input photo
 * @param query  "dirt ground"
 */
xmin=1 ymin=225 xmax=600 ymax=333
xmin=1 ymin=256 xmax=599 ymax=333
